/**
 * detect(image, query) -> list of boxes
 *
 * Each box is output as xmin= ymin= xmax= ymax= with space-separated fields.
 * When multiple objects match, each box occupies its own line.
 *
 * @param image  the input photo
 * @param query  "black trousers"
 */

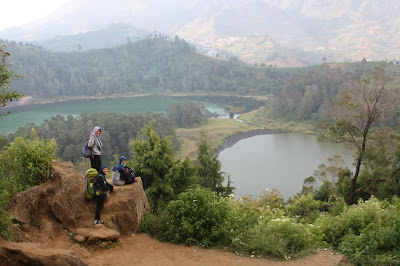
xmin=124 ymin=177 xmax=135 ymax=185
xmin=95 ymin=194 xmax=106 ymax=220
xmin=90 ymin=155 xmax=101 ymax=172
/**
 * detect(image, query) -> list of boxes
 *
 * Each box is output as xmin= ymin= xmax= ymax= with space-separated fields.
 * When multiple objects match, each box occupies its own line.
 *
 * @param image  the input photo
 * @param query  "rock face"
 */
xmin=11 ymin=160 xmax=149 ymax=242
xmin=73 ymin=224 xmax=121 ymax=244
xmin=0 ymin=238 xmax=86 ymax=266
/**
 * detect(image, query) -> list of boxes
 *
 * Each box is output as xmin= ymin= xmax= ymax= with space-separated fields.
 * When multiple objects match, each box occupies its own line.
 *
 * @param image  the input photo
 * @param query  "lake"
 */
xmin=218 ymin=133 xmax=354 ymax=200
xmin=0 ymin=95 xmax=230 ymax=133
xmin=1 ymin=96 xmax=354 ymax=200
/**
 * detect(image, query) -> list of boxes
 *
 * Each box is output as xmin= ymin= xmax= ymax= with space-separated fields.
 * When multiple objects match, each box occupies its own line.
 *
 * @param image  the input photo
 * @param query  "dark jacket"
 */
xmin=119 ymin=166 xmax=135 ymax=181
xmin=96 ymin=166 xmax=109 ymax=194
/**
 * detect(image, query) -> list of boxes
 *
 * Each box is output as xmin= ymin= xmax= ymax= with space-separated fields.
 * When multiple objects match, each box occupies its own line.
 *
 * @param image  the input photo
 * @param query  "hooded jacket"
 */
xmin=113 ymin=156 xmax=127 ymax=171
xmin=88 ymin=126 xmax=103 ymax=155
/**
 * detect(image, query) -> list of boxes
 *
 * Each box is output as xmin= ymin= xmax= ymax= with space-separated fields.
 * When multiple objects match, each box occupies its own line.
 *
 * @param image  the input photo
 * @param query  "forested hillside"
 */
xmin=5 ymin=37 xmax=292 ymax=99
xmin=4 ymin=37 xmax=400 ymax=123
xmin=4 ymin=35 xmax=400 ymax=126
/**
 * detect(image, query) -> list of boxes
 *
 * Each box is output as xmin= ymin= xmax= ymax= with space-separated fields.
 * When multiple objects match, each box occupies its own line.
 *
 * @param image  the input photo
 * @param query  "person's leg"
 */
xmin=124 ymin=177 xmax=135 ymax=185
xmin=90 ymin=155 xmax=102 ymax=172
xmin=94 ymin=194 xmax=106 ymax=222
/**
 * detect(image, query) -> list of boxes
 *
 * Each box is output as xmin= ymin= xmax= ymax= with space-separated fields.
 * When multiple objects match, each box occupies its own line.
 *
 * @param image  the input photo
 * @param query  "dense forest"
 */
xmin=4 ymin=112 xmax=177 ymax=165
xmin=4 ymin=37 xmax=399 ymax=124
xmin=4 ymin=37 xmax=291 ymax=98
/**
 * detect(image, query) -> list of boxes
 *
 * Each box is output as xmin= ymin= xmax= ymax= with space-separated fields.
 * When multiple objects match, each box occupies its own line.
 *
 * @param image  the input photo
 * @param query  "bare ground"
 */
xmin=81 ymin=234 xmax=348 ymax=266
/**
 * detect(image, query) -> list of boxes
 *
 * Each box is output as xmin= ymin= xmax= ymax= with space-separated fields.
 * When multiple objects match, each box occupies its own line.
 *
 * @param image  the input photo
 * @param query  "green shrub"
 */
xmin=158 ymin=187 xmax=237 ymax=247
xmin=286 ymin=193 xmax=322 ymax=223
xmin=0 ymin=134 xmax=57 ymax=189
xmin=139 ymin=210 xmax=165 ymax=238
xmin=257 ymin=188 xmax=284 ymax=209
xmin=232 ymin=217 xmax=317 ymax=260
xmin=316 ymin=197 xmax=389 ymax=247
xmin=316 ymin=197 xmax=400 ymax=265
xmin=338 ymin=220 xmax=400 ymax=265
xmin=0 ymin=133 xmax=57 ymax=240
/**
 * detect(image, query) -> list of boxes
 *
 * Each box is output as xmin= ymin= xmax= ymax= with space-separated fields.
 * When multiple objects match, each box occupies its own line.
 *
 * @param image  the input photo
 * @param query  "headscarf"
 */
xmin=99 ymin=165 xmax=108 ymax=177
xmin=113 ymin=156 xmax=127 ymax=171
xmin=91 ymin=126 xmax=102 ymax=150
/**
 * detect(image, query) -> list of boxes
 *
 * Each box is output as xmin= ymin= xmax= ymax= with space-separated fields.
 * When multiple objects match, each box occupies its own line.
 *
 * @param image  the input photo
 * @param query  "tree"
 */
xmin=166 ymin=101 xmax=211 ymax=128
xmin=196 ymin=130 xmax=234 ymax=196
xmin=323 ymin=63 xmax=398 ymax=204
xmin=131 ymin=123 xmax=196 ymax=210
xmin=0 ymin=44 xmax=24 ymax=117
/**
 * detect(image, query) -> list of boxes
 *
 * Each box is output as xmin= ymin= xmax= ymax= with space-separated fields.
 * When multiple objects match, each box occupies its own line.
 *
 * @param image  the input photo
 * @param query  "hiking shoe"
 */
xmin=94 ymin=220 xmax=104 ymax=225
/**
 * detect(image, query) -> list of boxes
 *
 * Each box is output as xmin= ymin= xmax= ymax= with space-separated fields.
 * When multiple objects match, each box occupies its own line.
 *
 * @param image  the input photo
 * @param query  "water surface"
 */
xmin=219 ymin=133 xmax=354 ymax=199
xmin=0 ymin=95 xmax=229 ymax=133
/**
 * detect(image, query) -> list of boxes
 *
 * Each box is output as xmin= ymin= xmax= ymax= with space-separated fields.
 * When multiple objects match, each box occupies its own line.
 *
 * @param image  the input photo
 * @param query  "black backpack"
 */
xmin=82 ymin=139 xmax=95 ymax=158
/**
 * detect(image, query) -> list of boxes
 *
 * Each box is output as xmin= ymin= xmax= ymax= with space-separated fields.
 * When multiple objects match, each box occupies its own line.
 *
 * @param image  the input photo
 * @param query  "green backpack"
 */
xmin=85 ymin=168 xmax=100 ymax=199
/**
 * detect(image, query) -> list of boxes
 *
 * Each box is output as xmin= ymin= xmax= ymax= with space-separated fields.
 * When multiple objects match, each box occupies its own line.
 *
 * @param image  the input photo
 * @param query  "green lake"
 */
xmin=0 ymin=95 xmax=229 ymax=133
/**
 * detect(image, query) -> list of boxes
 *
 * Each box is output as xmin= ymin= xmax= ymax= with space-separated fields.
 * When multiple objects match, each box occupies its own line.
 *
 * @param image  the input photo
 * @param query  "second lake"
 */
xmin=218 ymin=133 xmax=355 ymax=200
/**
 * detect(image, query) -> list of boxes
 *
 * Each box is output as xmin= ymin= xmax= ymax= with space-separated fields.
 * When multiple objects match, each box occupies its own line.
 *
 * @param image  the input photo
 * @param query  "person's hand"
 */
xmin=91 ymin=132 xmax=94 ymax=136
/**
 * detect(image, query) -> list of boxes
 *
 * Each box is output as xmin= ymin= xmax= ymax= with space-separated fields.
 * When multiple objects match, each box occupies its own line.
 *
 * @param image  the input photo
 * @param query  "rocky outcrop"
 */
xmin=11 ymin=160 xmax=149 ymax=243
xmin=74 ymin=224 xmax=120 ymax=244
xmin=0 ymin=238 xmax=86 ymax=266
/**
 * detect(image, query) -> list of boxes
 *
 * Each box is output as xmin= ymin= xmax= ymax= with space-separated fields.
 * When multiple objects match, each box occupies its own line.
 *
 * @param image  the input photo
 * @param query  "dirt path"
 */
xmin=82 ymin=234 xmax=347 ymax=266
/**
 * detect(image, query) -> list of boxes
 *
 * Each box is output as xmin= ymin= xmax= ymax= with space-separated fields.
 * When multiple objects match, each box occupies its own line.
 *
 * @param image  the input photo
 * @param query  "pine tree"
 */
xmin=196 ymin=130 xmax=234 ymax=196
xmin=132 ymin=122 xmax=196 ymax=210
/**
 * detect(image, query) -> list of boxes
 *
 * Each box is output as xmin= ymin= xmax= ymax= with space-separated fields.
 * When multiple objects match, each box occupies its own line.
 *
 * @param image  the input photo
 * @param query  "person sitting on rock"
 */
xmin=112 ymin=156 xmax=137 ymax=186
xmin=94 ymin=165 xmax=112 ymax=225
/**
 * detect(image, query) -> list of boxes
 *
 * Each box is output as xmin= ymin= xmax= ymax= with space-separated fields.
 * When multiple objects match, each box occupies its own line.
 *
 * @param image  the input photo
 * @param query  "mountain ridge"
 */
xmin=1 ymin=0 xmax=399 ymax=66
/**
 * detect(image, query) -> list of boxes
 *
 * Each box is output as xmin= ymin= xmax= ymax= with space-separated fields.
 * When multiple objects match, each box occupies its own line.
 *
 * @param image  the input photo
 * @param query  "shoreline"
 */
xmin=3 ymin=94 xmax=151 ymax=108
xmin=3 ymin=93 xmax=268 ymax=108
xmin=215 ymin=128 xmax=287 ymax=155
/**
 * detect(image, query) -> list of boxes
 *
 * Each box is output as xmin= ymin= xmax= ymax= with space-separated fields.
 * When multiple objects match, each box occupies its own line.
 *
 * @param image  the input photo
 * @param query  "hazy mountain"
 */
xmin=176 ymin=0 xmax=400 ymax=65
xmin=38 ymin=24 xmax=150 ymax=51
xmin=1 ymin=0 xmax=399 ymax=66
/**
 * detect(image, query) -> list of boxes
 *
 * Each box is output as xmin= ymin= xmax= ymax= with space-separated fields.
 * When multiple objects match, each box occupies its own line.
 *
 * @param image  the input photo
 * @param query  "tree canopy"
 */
xmin=0 ymin=44 xmax=24 ymax=117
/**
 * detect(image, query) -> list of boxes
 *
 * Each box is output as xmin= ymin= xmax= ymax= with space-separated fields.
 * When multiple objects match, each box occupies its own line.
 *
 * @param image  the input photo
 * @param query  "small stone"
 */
xmin=73 ymin=235 xmax=86 ymax=243
xmin=98 ymin=242 xmax=108 ymax=249
xmin=76 ymin=228 xmax=92 ymax=237
xmin=94 ymin=224 xmax=104 ymax=229
xmin=87 ymin=227 xmax=120 ymax=243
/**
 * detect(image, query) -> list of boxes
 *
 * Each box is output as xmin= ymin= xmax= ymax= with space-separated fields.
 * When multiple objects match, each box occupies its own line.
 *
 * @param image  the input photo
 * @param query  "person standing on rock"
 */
xmin=88 ymin=126 xmax=103 ymax=172
xmin=94 ymin=165 xmax=111 ymax=225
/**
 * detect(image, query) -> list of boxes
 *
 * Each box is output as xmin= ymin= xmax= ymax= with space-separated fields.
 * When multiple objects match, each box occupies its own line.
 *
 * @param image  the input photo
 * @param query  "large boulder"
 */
xmin=11 ymin=160 xmax=149 ymax=243
xmin=0 ymin=238 xmax=86 ymax=266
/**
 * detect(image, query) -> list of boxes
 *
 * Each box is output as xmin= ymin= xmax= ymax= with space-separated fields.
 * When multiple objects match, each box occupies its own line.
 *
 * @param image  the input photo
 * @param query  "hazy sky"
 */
xmin=0 ymin=0 xmax=72 ymax=31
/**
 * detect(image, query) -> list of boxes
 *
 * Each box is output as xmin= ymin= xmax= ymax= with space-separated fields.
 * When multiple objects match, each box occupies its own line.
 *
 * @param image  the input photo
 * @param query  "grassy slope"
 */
xmin=176 ymin=106 xmax=317 ymax=160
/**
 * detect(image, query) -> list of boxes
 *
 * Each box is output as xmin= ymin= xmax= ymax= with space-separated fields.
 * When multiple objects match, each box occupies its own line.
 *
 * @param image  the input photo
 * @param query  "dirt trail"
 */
xmin=82 ymin=234 xmax=347 ymax=266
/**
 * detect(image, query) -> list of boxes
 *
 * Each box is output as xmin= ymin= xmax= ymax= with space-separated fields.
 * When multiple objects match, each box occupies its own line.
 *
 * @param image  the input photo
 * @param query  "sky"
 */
xmin=0 ymin=0 xmax=72 ymax=31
